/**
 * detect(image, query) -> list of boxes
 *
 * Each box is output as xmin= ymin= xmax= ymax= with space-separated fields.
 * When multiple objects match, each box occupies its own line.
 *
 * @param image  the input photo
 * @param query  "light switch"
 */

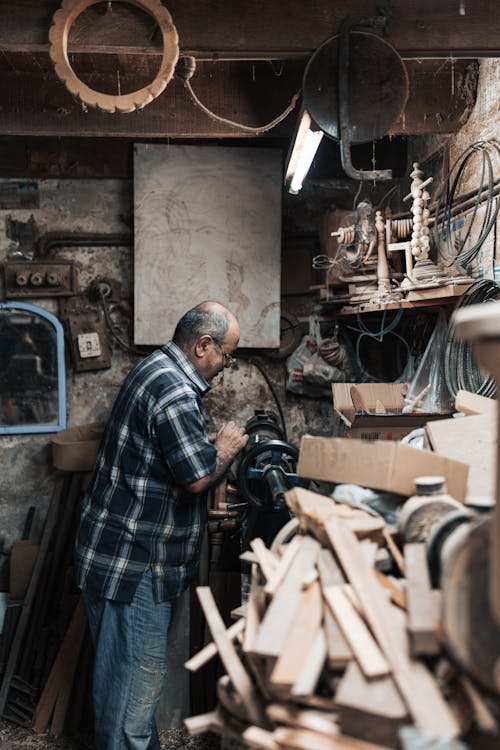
xmin=77 ymin=332 xmax=102 ymax=358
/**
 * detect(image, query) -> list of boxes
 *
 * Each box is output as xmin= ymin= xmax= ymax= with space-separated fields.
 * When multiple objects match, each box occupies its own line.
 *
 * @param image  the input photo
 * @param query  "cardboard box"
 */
xmin=297 ymin=435 xmax=469 ymax=502
xmin=51 ymin=423 xmax=104 ymax=471
xmin=332 ymin=383 xmax=451 ymax=441
xmin=425 ymin=413 xmax=496 ymax=507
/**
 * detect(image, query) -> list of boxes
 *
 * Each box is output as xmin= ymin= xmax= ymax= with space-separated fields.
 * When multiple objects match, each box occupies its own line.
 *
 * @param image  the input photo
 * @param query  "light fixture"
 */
xmin=284 ymin=108 xmax=324 ymax=195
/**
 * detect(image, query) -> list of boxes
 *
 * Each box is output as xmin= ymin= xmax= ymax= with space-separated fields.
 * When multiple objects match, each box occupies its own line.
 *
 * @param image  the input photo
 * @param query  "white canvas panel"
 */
xmin=133 ymin=144 xmax=282 ymax=347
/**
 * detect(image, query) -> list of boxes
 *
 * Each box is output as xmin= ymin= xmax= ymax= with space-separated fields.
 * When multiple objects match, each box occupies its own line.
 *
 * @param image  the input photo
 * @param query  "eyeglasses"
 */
xmin=210 ymin=337 xmax=236 ymax=368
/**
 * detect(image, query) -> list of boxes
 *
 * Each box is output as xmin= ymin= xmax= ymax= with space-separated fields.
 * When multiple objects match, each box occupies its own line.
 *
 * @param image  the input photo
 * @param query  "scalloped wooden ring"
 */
xmin=49 ymin=0 xmax=179 ymax=113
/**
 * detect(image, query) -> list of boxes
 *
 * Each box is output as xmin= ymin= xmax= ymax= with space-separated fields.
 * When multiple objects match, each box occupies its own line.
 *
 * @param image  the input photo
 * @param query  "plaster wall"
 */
xmin=0 ymin=177 xmax=333 ymax=550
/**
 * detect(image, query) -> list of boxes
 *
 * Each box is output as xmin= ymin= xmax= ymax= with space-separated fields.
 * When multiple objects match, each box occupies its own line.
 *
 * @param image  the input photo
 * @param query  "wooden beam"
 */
xmin=0 ymin=63 xmax=301 ymax=138
xmin=0 ymin=56 xmax=476 ymax=139
xmin=0 ymin=1 xmax=497 ymax=58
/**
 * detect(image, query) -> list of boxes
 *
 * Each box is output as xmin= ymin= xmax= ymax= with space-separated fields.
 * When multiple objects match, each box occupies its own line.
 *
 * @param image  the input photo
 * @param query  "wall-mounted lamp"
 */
xmin=284 ymin=108 xmax=324 ymax=195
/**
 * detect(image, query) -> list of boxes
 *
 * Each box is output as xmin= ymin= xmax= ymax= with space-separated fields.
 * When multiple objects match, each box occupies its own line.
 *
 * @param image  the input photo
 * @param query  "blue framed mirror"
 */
xmin=0 ymin=302 xmax=66 ymax=434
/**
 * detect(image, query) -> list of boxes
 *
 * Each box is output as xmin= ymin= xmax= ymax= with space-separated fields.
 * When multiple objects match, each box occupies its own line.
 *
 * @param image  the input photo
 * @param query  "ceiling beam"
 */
xmin=0 ymin=59 xmax=477 ymax=139
xmin=0 ymin=1 xmax=497 ymax=59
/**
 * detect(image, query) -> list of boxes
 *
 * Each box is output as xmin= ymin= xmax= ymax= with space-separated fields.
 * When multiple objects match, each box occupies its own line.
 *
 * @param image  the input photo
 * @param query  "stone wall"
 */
xmin=0 ymin=178 xmax=333 ymax=548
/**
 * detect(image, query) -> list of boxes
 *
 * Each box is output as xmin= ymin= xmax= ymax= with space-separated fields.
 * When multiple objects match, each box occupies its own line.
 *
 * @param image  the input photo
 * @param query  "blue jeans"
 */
xmin=83 ymin=571 xmax=172 ymax=750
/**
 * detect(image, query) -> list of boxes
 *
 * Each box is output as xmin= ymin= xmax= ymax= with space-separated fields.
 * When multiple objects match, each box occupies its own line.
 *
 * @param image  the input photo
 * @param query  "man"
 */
xmin=74 ymin=300 xmax=248 ymax=750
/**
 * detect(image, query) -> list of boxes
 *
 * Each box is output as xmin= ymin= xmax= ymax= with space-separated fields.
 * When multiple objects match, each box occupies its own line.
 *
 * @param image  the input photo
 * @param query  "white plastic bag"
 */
xmin=286 ymin=316 xmax=333 ymax=396
xmin=403 ymin=310 xmax=454 ymax=414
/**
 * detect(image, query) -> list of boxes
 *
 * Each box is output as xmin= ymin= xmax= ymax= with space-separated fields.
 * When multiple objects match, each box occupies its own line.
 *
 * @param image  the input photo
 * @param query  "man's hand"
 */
xmin=214 ymin=421 xmax=248 ymax=463
xmin=185 ymin=422 xmax=248 ymax=495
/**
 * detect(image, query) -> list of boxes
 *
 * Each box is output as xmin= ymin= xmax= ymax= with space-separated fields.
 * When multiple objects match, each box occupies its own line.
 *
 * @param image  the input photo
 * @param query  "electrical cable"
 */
xmin=433 ymin=140 xmax=499 ymax=268
xmin=235 ymin=355 xmax=287 ymax=440
xmin=444 ymin=279 xmax=500 ymax=398
xmin=344 ymin=309 xmax=411 ymax=382
xmin=93 ymin=283 xmax=147 ymax=357
xmin=176 ymin=55 xmax=301 ymax=134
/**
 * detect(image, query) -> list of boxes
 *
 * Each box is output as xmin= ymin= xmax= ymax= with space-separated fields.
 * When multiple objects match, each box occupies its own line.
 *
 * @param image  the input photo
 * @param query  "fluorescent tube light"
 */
xmin=285 ymin=108 xmax=324 ymax=195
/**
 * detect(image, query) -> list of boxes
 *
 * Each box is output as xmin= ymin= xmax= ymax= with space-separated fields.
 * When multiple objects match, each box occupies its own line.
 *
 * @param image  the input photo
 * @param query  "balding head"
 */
xmin=173 ymin=300 xmax=239 ymax=350
xmin=172 ymin=301 xmax=240 ymax=380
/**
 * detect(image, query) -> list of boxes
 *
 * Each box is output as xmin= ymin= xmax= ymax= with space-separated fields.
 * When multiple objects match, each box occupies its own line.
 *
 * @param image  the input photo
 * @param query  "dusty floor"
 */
xmin=0 ymin=722 xmax=222 ymax=750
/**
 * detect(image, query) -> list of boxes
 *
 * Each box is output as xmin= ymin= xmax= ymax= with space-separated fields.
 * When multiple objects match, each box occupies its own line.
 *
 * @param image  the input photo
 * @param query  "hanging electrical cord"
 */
xmin=91 ymin=281 xmax=148 ymax=357
xmin=433 ymin=140 xmax=499 ymax=267
xmin=235 ymin=354 xmax=287 ymax=440
xmin=175 ymin=56 xmax=301 ymax=135
xmin=444 ymin=278 xmax=500 ymax=398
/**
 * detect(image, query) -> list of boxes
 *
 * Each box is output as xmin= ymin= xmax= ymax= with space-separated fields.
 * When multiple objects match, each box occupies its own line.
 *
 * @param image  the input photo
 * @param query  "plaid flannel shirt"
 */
xmin=74 ymin=341 xmax=217 ymax=603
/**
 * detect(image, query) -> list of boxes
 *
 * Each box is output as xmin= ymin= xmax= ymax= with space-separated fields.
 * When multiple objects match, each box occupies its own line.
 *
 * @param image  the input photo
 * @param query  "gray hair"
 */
xmin=173 ymin=306 xmax=230 ymax=349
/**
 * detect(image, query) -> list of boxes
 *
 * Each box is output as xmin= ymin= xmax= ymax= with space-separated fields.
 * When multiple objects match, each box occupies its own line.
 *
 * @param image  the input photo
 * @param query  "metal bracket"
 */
xmin=338 ymin=15 xmax=393 ymax=181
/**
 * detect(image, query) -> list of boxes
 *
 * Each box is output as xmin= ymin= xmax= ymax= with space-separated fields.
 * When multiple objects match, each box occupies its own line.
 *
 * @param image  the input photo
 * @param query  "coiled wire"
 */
xmin=444 ymin=279 xmax=500 ymax=397
xmin=433 ymin=140 xmax=499 ymax=267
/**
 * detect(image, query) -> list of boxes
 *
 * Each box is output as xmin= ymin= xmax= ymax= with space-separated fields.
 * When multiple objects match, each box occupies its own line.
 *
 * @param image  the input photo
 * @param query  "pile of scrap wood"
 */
xmin=185 ymin=486 xmax=499 ymax=750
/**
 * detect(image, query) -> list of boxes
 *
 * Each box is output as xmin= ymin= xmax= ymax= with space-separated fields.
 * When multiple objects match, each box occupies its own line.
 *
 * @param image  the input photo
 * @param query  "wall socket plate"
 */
xmin=3 ymin=260 xmax=77 ymax=298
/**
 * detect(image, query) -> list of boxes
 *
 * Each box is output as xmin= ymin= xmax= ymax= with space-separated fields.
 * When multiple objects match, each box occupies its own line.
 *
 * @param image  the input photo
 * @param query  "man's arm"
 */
xmin=185 ymin=421 xmax=248 ymax=494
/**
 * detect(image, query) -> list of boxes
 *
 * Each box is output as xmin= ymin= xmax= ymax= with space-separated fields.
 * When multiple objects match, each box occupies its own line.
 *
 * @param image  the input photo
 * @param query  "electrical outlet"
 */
xmin=66 ymin=310 xmax=111 ymax=372
xmin=3 ymin=261 xmax=77 ymax=298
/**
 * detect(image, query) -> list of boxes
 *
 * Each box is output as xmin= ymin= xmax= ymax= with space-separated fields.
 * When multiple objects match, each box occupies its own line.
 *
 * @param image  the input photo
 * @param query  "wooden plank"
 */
xmin=33 ymin=597 xmax=87 ymax=735
xmin=46 ymin=599 xmax=88 ymax=736
xmin=285 ymin=488 xmax=386 ymax=544
xmin=240 ymin=550 xmax=259 ymax=565
xmin=252 ymin=536 xmax=320 ymax=658
xmin=0 ymin=2 xmax=495 ymax=58
xmin=325 ymin=517 xmax=459 ymax=737
xmin=373 ymin=570 xmax=407 ymax=611
xmin=264 ymin=535 xmax=303 ymax=596
xmin=185 ymin=617 xmax=245 ymax=672
xmin=335 ymin=660 xmax=408 ymax=749
xmin=383 ymin=528 xmax=406 ymax=576
xmin=317 ymin=548 xmax=353 ymax=667
xmin=184 ymin=710 xmax=220 ymax=735
xmin=196 ymin=587 xmax=267 ymax=727
xmin=243 ymin=725 xmax=281 ymax=750
xmin=404 ymin=543 xmax=440 ymax=656
xmin=323 ymin=587 xmax=390 ymax=679
xmin=317 ymin=548 xmax=346 ymax=587
xmin=405 ymin=282 xmax=474 ymax=302
xmin=266 ymin=703 xmax=339 ymax=736
xmin=243 ymin=565 xmax=266 ymax=655
xmin=291 ymin=629 xmax=327 ymax=697
xmin=242 ymin=565 xmax=273 ymax=703
xmin=250 ymin=538 xmax=279 ymax=582
xmin=323 ymin=607 xmax=352 ymax=669
xmin=230 ymin=603 xmax=248 ymax=620
xmin=360 ymin=540 xmax=378 ymax=567
xmin=270 ymin=581 xmax=323 ymax=688
xmin=286 ymin=487 xmax=460 ymax=738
